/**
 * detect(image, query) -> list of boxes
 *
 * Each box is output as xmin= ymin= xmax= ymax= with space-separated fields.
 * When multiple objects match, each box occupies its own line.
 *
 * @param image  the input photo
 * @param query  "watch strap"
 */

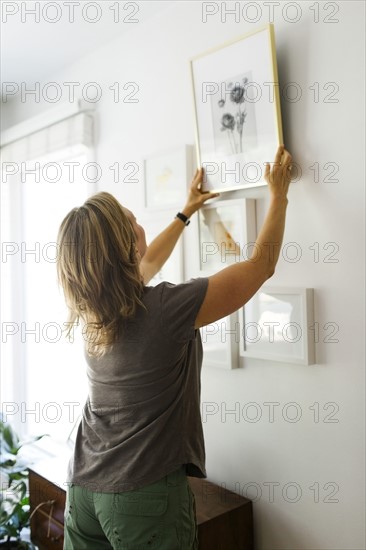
xmin=175 ymin=212 xmax=190 ymax=226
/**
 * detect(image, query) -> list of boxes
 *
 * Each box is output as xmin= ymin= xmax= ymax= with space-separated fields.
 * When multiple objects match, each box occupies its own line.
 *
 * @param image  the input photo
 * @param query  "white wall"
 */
xmin=2 ymin=2 xmax=365 ymax=549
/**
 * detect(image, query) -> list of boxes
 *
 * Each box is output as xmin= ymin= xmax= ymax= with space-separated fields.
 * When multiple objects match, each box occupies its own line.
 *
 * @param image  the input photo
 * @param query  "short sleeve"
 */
xmin=160 ymin=277 xmax=209 ymax=342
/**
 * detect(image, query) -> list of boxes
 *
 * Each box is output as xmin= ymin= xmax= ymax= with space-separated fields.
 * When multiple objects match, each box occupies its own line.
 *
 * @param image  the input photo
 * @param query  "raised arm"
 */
xmin=195 ymin=144 xmax=292 ymax=328
xmin=140 ymin=170 xmax=219 ymax=284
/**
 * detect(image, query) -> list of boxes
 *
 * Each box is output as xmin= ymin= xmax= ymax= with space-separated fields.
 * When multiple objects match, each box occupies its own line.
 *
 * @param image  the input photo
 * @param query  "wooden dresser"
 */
xmin=29 ymin=458 xmax=253 ymax=549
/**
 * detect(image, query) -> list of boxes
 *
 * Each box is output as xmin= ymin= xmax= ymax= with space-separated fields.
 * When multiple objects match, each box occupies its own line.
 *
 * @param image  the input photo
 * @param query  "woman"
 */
xmin=57 ymin=145 xmax=292 ymax=549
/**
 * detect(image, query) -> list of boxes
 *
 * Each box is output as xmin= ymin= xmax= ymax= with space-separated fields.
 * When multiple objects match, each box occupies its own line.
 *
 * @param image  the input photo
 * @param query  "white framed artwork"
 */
xmin=190 ymin=23 xmax=283 ymax=192
xmin=201 ymin=312 xmax=239 ymax=370
xmin=198 ymin=198 xmax=256 ymax=273
xmin=239 ymin=287 xmax=315 ymax=365
xmin=144 ymin=144 xmax=195 ymax=210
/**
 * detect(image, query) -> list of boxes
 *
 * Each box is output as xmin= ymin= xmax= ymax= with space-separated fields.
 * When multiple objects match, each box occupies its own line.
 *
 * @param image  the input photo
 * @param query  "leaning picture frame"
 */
xmin=239 ymin=287 xmax=315 ymax=365
xmin=143 ymin=144 xmax=195 ymax=210
xmin=198 ymin=198 xmax=256 ymax=273
xmin=189 ymin=23 xmax=283 ymax=193
xmin=201 ymin=312 xmax=240 ymax=370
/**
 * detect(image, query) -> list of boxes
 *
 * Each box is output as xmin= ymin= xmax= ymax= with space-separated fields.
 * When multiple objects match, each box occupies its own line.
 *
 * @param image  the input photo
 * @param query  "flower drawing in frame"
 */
xmin=211 ymin=72 xmax=258 ymax=157
xmin=190 ymin=23 xmax=283 ymax=192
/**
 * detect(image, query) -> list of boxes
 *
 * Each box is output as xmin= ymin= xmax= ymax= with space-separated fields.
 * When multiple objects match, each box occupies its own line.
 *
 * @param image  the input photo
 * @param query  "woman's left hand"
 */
xmin=182 ymin=167 xmax=220 ymax=217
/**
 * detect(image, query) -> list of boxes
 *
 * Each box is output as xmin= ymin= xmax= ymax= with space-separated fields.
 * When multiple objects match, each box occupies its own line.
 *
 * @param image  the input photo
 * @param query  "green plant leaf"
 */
xmin=0 ymin=452 xmax=17 ymax=466
xmin=0 ymin=418 xmax=44 ymax=545
xmin=0 ymin=507 xmax=13 ymax=525
xmin=6 ymin=523 xmax=19 ymax=538
xmin=5 ymin=461 xmax=30 ymax=476
xmin=0 ymin=525 xmax=9 ymax=538
xmin=1 ymin=424 xmax=20 ymax=454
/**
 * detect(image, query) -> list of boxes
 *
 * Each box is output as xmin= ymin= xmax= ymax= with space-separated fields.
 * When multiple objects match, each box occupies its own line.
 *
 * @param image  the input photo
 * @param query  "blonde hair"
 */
xmin=56 ymin=191 xmax=145 ymax=357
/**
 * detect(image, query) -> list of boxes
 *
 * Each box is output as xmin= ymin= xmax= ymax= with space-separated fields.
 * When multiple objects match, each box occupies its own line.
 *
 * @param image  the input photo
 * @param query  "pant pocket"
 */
xmin=111 ymin=491 xmax=168 ymax=549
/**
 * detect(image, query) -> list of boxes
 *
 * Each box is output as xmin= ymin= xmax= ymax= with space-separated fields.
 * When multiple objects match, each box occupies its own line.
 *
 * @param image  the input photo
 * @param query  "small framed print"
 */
xmin=143 ymin=217 xmax=184 ymax=286
xmin=144 ymin=145 xmax=194 ymax=210
xmin=201 ymin=313 xmax=239 ymax=370
xmin=190 ymin=23 xmax=283 ymax=192
xmin=240 ymin=287 xmax=315 ymax=365
xmin=198 ymin=198 xmax=256 ymax=273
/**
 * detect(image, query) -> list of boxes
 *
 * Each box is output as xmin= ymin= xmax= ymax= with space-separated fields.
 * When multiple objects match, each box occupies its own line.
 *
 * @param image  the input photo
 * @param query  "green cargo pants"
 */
xmin=63 ymin=464 xmax=198 ymax=549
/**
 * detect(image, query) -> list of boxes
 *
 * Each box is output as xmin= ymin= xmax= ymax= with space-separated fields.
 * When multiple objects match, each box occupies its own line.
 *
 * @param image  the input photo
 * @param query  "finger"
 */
xmin=282 ymin=151 xmax=292 ymax=164
xmin=274 ymin=144 xmax=285 ymax=165
xmin=195 ymin=168 xmax=205 ymax=188
xmin=193 ymin=167 xmax=202 ymax=182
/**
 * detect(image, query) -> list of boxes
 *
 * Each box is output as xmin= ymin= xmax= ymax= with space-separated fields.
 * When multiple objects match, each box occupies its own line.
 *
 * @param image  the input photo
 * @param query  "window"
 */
xmin=1 ymin=111 xmax=95 ymax=441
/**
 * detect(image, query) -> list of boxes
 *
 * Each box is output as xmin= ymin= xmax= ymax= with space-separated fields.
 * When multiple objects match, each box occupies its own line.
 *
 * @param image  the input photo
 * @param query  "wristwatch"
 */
xmin=175 ymin=212 xmax=190 ymax=226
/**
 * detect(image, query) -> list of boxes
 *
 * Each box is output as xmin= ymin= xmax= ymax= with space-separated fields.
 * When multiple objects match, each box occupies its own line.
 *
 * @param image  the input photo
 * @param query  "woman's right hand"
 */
xmin=264 ymin=144 xmax=293 ymax=200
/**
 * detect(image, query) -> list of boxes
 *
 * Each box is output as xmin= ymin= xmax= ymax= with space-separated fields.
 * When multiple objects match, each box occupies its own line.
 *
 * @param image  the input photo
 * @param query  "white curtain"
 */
xmin=1 ymin=111 xmax=95 ymax=439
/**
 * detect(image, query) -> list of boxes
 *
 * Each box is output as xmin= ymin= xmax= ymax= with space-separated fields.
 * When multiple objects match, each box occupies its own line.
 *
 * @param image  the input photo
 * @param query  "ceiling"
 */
xmin=0 ymin=2 xmax=170 ymax=88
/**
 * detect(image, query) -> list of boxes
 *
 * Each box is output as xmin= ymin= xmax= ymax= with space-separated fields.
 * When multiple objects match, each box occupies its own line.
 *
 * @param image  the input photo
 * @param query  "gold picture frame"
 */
xmin=189 ymin=23 xmax=283 ymax=193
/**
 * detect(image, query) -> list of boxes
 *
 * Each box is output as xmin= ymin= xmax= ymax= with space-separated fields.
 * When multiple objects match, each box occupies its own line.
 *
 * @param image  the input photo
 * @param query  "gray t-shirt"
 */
xmin=67 ymin=276 xmax=209 ymax=492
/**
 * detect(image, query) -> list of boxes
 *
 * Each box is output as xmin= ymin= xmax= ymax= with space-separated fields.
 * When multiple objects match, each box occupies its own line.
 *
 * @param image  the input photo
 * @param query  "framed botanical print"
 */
xmin=190 ymin=23 xmax=283 ymax=192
